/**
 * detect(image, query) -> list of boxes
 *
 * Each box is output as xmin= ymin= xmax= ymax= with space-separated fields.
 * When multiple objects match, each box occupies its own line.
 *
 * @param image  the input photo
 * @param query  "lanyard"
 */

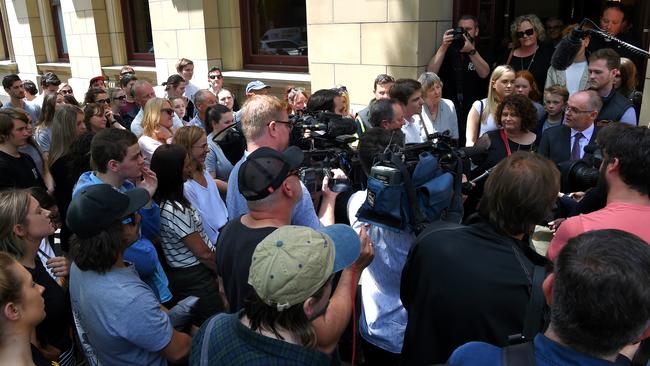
xmin=500 ymin=129 xmax=512 ymax=156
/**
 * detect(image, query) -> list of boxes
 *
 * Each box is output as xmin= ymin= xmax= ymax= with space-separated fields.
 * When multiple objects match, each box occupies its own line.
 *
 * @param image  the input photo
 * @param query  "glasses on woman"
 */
xmin=161 ymin=108 xmax=175 ymax=116
xmin=96 ymin=98 xmax=110 ymax=105
xmin=113 ymin=95 xmax=127 ymax=101
xmin=60 ymin=89 xmax=73 ymax=95
xmin=516 ymin=28 xmax=535 ymax=38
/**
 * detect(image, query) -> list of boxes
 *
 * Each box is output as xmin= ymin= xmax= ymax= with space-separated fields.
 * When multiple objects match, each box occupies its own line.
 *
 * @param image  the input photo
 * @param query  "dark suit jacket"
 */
xmin=538 ymin=125 xmax=597 ymax=165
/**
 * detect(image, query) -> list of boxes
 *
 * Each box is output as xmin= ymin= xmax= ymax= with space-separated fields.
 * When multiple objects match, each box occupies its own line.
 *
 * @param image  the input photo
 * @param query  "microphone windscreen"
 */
xmin=550 ymin=35 xmax=583 ymax=71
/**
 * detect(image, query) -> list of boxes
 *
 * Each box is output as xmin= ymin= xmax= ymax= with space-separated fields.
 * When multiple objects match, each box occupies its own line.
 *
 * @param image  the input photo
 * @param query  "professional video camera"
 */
xmin=557 ymin=143 xmax=603 ymax=193
xmin=289 ymin=111 xmax=359 ymax=193
xmin=357 ymin=132 xmax=465 ymax=235
xmin=211 ymin=123 xmax=246 ymax=166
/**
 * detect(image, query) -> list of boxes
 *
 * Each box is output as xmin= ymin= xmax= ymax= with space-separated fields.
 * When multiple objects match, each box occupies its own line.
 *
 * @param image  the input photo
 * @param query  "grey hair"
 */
xmin=418 ymin=72 xmax=443 ymax=92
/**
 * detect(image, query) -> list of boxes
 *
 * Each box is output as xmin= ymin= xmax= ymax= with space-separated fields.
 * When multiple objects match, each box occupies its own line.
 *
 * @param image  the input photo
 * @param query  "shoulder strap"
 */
xmin=506 ymin=49 xmax=514 ymax=66
xmin=390 ymin=154 xmax=428 ymax=235
xmin=200 ymin=315 xmax=220 ymax=366
xmin=523 ymin=265 xmax=546 ymax=340
xmin=501 ymin=342 xmax=536 ymax=366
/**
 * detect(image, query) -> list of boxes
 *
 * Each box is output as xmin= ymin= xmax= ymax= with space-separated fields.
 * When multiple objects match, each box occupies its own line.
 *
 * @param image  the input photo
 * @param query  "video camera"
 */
xmin=289 ymin=111 xmax=358 ymax=194
xmin=557 ymin=143 xmax=603 ymax=193
xmin=357 ymin=132 xmax=466 ymax=234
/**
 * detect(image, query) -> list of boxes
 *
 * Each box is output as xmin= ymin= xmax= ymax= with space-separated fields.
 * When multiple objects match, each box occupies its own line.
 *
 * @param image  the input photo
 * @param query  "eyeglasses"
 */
xmin=96 ymin=98 xmax=110 ymax=105
xmin=563 ymin=106 xmax=593 ymax=114
xmin=60 ymin=89 xmax=73 ymax=95
xmin=267 ymin=120 xmax=294 ymax=129
xmin=114 ymin=95 xmax=127 ymax=101
xmin=161 ymin=108 xmax=175 ymax=115
xmin=208 ymin=74 xmax=223 ymax=80
xmin=516 ymin=28 xmax=535 ymax=38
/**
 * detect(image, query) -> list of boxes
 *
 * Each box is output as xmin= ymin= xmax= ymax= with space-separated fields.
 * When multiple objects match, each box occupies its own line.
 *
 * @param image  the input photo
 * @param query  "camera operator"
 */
xmin=347 ymin=127 xmax=413 ymax=363
xmin=427 ymin=15 xmax=492 ymax=146
xmin=225 ymin=95 xmax=341 ymax=228
xmin=548 ymin=125 xmax=650 ymax=262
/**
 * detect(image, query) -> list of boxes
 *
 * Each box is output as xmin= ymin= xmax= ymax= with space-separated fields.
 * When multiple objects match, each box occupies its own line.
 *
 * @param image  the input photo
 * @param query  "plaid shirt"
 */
xmin=190 ymin=311 xmax=331 ymax=365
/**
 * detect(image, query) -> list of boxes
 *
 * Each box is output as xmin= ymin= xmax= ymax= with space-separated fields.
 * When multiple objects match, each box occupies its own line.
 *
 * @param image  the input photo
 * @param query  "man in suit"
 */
xmin=538 ymin=90 xmax=602 ymax=165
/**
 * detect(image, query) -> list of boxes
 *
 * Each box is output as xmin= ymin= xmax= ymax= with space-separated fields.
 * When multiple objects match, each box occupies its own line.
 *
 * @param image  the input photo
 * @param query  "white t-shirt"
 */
xmin=566 ymin=61 xmax=587 ymax=95
xmin=472 ymin=98 xmax=499 ymax=138
xmin=138 ymin=135 xmax=163 ymax=167
xmin=183 ymin=170 xmax=228 ymax=245
xmin=160 ymin=200 xmax=214 ymax=268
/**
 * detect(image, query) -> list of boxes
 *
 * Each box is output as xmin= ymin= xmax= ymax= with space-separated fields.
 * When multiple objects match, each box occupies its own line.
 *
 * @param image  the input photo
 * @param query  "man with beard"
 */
xmin=548 ymin=125 xmax=650 ymax=261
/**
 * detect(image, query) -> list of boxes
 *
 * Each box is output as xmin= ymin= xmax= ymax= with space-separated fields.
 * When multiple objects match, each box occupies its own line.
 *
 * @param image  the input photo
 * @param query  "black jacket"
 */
xmin=538 ymin=124 xmax=598 ymax=165
xmin=400 ymin=220 xmax=548 ymax=365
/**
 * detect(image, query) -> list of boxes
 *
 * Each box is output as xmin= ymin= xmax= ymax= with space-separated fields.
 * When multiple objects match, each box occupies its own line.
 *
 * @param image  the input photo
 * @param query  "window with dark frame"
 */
xmin=120 ymin=0 xmax=154 ymax=67
xmin=240 ymin=0 xmax=308 ymax=72
xmin=50 ymin=0 xmax=68 ymax=62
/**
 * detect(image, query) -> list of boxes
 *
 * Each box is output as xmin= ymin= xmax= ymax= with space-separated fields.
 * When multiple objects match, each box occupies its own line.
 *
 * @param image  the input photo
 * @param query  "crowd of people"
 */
xmin=0 ymin=1 xmax=650 ymax=365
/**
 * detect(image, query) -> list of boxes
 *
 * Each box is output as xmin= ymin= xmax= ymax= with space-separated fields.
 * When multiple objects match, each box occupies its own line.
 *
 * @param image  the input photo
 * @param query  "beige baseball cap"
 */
xmin=248 ymin=224 xmax=360 ymax=311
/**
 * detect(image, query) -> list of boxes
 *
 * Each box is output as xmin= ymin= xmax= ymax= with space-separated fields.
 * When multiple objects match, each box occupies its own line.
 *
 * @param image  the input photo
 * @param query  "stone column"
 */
xmin=4 ymin=1 xmax=47 ymax=80
xmin=306 ymin=0 xmax=452 ymax=108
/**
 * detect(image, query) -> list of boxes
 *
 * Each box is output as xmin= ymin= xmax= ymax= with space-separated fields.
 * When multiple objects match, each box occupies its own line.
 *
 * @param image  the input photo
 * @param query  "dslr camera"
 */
xmin=450 ymin=27 xmax=472 ymax=49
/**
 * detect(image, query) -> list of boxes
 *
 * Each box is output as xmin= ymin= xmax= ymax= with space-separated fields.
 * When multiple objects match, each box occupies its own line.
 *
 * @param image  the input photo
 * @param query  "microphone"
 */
xmin=551 ymin=26 xmax=588 ymax=71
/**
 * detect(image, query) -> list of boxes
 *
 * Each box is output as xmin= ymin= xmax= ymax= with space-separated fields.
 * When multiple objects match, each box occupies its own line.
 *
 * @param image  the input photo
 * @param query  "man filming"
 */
xmin=427 ymin=15 xmax=492 ymax=145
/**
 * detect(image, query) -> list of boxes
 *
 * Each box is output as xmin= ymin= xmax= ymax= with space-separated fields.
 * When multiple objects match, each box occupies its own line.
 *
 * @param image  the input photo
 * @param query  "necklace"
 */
xmin=519 ymin=46 xmax=538 ymax=71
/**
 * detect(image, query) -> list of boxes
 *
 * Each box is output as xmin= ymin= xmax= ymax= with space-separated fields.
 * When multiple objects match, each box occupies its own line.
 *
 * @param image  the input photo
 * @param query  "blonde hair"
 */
xmin=510 ymin=14 xmax=547 ymax=48
xmin=142 ymin=98 xmax=171 ymax=138
xmin=48 ymin=105 xmax=83 ymax=167
xmin=0 ymin=190 xmax=32 ymax=259
xmin=482 ymin=65 xmax=515 ymax=124
xmin=172 ymin=126 xmax=206 ymax=171
xmin=240 ymin=95 xmax=285 ymax=141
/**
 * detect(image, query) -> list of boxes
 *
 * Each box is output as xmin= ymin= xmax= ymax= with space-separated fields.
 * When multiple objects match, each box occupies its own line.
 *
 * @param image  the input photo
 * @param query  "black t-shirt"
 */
xmin=0 ymin=150 xmax=46 ymax=190
xmin=215 ymin=217 xmax=276 ymax=312
xmin=439 ymin=45 xmax=493 ymax=109
xmin=506 ymin=44 xmax=554 ymax=95
xmin=400 ymin=220 xmax=548 ymax=364
xmin=25 ymin=257 xmax=73 ymax=353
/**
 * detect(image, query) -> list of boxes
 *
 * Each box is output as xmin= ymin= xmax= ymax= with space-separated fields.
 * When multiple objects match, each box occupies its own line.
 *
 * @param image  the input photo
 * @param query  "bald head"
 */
xmin=133 ymin=80 xmax=156 ymax=108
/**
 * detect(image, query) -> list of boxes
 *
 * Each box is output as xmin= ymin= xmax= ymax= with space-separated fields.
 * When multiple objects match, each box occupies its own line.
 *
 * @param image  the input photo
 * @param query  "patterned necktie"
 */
xmin=571 ymin=132 xmax=584 ymax=160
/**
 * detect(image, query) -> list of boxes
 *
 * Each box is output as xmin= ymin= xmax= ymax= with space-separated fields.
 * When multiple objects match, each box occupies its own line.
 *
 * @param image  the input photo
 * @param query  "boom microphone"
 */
xmin=551 ymin=24 xmax=589 ymax=71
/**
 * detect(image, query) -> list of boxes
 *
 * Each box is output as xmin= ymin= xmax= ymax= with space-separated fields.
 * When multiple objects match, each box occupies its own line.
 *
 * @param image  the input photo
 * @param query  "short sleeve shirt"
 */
xmin=160 ymin=200 xmax=214 ymax=268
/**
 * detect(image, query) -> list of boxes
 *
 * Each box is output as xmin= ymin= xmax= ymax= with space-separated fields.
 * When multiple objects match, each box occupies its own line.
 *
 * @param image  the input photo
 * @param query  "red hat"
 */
xmin=89 ymin=75 xmax=105 ymax=86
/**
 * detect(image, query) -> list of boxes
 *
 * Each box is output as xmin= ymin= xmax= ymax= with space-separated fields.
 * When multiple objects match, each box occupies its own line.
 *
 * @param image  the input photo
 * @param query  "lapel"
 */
xmin=559 ymin=125 xmax=571 ymax=160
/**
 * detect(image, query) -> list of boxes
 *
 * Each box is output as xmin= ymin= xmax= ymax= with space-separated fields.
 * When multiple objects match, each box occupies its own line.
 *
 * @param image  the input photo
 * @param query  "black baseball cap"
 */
xmin=66 ymin=184 xmax=150 ymax=238
xmin=238 ymin=146 xmax=304 ymax=201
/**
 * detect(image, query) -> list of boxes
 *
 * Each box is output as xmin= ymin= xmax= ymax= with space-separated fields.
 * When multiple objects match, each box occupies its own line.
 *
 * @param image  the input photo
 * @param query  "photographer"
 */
xmin=427 ymin=15 xmax=491 ymax=146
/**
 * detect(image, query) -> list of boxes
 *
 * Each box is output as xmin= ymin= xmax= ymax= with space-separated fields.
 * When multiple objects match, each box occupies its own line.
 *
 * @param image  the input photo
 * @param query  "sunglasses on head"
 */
xmin=209 ymin=74 xmax=223 ymax=80
xmin=516 ymin=28 xmax=535 ymax=38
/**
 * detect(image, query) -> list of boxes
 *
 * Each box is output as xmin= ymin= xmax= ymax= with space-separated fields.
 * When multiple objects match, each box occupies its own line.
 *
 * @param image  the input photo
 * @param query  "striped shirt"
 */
xmin=160 ymin=200 xmax=213 ymax=268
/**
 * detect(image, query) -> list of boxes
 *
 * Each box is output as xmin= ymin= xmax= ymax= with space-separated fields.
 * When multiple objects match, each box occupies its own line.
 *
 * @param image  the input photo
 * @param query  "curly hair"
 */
xmin=510 ymin=14 xmax=547 ymax=49
xmin=495 ymin=94 xmax=538 ymax=132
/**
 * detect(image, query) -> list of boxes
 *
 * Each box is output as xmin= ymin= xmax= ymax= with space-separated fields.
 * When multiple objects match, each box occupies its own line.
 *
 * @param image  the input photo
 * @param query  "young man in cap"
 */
xmin=89 ymin=75 xmax=105 ymax=89
xmin=219 ymin=146 xmax=373 ymax=355
xmin=233 ymin=80 xmax=272 ymax=124
xmin=67 ymin=184 xmax=192 ymax=365
xmin=194 ymin=224 xmax=371 ymax=364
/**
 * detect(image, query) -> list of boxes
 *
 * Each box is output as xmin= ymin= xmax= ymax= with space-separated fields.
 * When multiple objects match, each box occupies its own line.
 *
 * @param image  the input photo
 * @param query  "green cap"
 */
xmin=248 ymin=224 xmax=360 ymax=311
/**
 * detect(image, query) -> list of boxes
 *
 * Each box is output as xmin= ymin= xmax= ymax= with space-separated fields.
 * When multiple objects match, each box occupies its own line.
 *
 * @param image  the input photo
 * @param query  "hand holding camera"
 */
xmin=449 ymin=27 xmax=475 ymax=54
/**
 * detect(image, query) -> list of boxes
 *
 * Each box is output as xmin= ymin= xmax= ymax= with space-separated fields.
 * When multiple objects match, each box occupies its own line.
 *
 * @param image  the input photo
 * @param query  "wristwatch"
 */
xmin=467 ymin=49 xmax=477 ymax=56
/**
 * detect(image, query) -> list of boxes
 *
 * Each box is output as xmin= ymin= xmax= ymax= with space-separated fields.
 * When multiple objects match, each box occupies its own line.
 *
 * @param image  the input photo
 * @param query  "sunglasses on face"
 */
xmin=114 ymin=95 xmax=127 ymax=101
xmin=96 ymin=98 xmax=110 ymax=104
xmin=161 ymin=108 xmax=175 ymax=115
xmin=60 ymin=89 xmax=73 ymax=95
xmin=516 ymin=28 xmax=535 ymax=38
xmin=209 ymin=74 xmax=223 ymax=80
xmin=120 ymin=71 xmax=135 ymax=76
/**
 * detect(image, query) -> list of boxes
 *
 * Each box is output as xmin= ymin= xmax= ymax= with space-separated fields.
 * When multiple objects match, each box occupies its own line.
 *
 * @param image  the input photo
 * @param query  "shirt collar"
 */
xmin=571 ymin=123 xmax=595 ymax=140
